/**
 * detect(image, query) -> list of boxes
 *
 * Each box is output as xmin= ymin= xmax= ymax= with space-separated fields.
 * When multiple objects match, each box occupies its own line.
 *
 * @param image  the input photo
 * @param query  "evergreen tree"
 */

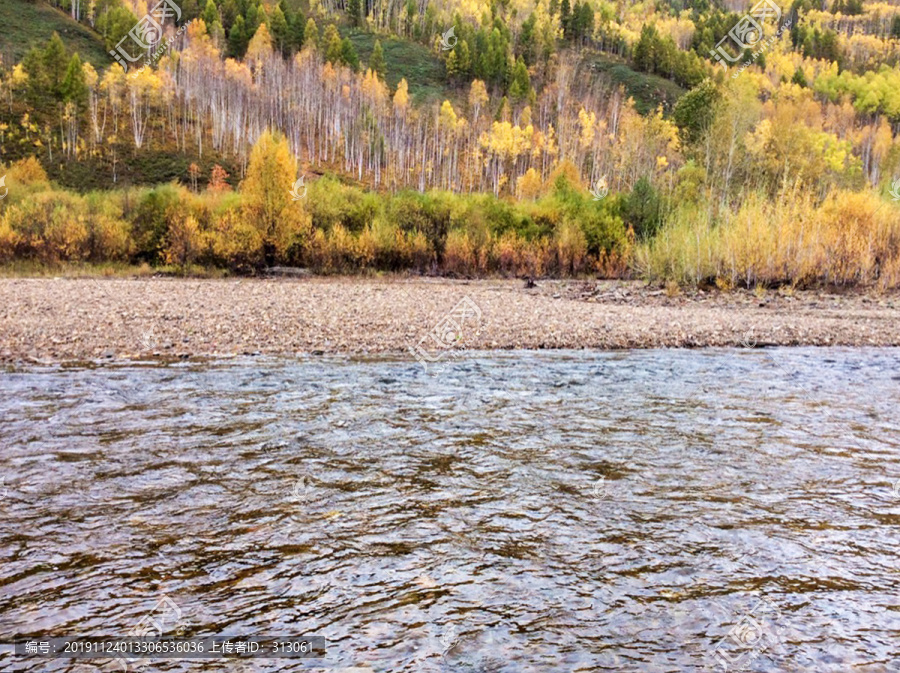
xmin=633 ymin=25 xmax=661 ymax=74
xmin=43 ymin=33 xmax=69 ymax=98
xmin=202 ymin=0 xmax=220 ymax=29
xmin=269 ymin=5 xmax=290 ymax=56
xmin=22 ymin=47 xmax=49 ymax=99
xmin=508 ymin=57 xmax=530 ymax=101
xmin=456 ymin=40 xmax=471 ymax=76
xmin=347 ymin=0 xmax=361 ymax=26
xmin=60 ymin=53 xmax=88 ymax=108
xmin=289 ymin=11 xmax=306 ymax=52
xmin=624 ymin=177 xmax=662 ymax=240
xmin=220 ymin=0 xmax=239 ymax=30
xmin=245 ymin=3 xmax=260 ymax=35
xmin=370 ymin=39 xmax=387 ymax=80
xmin=228 ymin=15 xmax=248 ymax=57
xmin=575 ymin=2 xmax=593 ymax=42
xmin=560 ymin=0 xmax=572 ymax=39
xmin=324 ymin=24 xmax=342 ymax=63
xmin=519 ymin=13 xmax=536 ymax=64
xmin=181 ymin=0 xmax=202 ymax=21
xmin=672 ymin=79 xmax=719 ymax=145
xmin=340 ymin=38 xmax=360 ymax=70
xmin=98 ymin=6 xmax=138 ymax=51
xmin=495 ymin=95 xmax=509 ymax=121
xmin=445 ymin=48 xmax=459 ymax=77
xmin=304 ymin=18 xmax=319 ymax=50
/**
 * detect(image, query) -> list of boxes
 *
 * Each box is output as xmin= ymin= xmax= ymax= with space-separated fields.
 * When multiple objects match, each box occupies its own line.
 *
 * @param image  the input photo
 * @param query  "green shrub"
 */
xmin=387 ymin=190 xmax=452 ymax=263
xmin=130 ymin=184 xmax=187 ymax=264
xmin=307 ymin=176 xmax=380 ymax=233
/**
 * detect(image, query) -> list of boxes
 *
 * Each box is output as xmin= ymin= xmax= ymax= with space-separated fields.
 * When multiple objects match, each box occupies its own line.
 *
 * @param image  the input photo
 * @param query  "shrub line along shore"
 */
xmin=0 ymin=277 xmax=898 ymax=364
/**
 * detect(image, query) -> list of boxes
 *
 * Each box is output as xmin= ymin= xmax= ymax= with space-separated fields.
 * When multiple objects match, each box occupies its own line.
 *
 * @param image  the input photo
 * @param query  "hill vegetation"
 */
xmin=0 ymin=0 xmax=899 ymax=288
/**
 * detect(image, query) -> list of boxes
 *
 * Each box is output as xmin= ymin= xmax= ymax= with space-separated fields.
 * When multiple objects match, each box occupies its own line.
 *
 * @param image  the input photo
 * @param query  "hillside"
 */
xmin=344 ymin=30 xmax=449 ymax=107
xmin=0 ymin=0 xmax=109 ymax=69
xmin=0 ymin=0 xmax=899 ymax=289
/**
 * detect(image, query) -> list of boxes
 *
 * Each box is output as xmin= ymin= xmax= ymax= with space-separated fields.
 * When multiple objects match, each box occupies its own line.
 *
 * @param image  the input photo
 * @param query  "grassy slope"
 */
xmin=587 ymin=52 xmax=686 ymax=115
xmin=0 ymin=0 xmax=110 ymax=69
xmin=344 ymin=30 xmax=451 ymax=106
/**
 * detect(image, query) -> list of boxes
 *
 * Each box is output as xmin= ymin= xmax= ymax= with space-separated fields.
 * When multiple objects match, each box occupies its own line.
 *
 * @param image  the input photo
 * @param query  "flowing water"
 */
xmin=1 ymin=349 xmax=900 ymax=672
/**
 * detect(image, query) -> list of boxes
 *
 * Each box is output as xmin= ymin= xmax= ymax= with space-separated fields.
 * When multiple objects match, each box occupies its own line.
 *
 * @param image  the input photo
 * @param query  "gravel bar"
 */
xmin=0 ymin=277 xmax=898 ymax=363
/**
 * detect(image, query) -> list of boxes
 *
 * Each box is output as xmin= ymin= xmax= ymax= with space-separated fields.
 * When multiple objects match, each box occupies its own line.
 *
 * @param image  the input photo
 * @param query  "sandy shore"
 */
xmin=0 ymin=276 xmax=898 ymax=363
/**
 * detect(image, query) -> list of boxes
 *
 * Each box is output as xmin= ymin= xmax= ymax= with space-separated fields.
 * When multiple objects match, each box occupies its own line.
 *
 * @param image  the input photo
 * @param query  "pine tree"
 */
xmin=445 ymin=48 xmax=459 ymax=78
xmin=456 ymin=40 xmax=471 ymax=75
xmin=228 ymin=15 xmax=248 ymax=58
xmin=324 ymin=25 xmax=342 ymax=64
xmin=60 ymin=53 xmax=88 ymax=109
xmin=304 ymin=18 xmax=319 ymax=50
xmin=495 ymin=95 xmax=509 ymax=121
xmin=370 ymin=39 xmax=386 ymax=80
xmin=347 ymin=0 xmax=361 ymax=27
xmin=220 ymin=0 xmax=239 ymax=30
xmin=202 ymin=0 xmax=219 ymax=29
xmin=340 ymin=38 xmax=360 ymax=71
xmin=43 ymin=33 xmax=69 ymax=99
xmin=269 ymin=5 xmax=289 ymax=56
xmin=509 ymin=57 xmax=530 ymax=101
xmin=560 ymin=0 xmax=571 ymax=39
xmin=245 ymin=3 xmax=260 ymax=35
xmin=181 ymin=0 xmax=201 ymax=21
xmin=289 ymin=11 xmax=306 ymax=52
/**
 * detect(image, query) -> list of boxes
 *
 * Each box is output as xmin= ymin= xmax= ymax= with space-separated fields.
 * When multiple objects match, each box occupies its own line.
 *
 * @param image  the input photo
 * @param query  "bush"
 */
xmin=307 ymin=177 xmax=380 ymax=233
xmin=131 ymin=184 xmax=186 ymax=264
xmin=623 ymin=177 xmax=662 ymax=241
xmin=387 ymin=191 xmax=452 ymax=264
xmin=84 ymin=192 xmax=133 ymax=262
xmin=209 ymin=209 xmax=264 ymax=272
xmin=636 ymin=189 xmax=900 ymax=289
xmin=2 ymin=190 xmax=89 ymax=263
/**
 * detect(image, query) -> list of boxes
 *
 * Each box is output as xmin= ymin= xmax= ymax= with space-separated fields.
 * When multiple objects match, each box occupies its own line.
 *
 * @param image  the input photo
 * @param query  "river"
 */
xmin=1 ymin=348 xmax=899 ymax=671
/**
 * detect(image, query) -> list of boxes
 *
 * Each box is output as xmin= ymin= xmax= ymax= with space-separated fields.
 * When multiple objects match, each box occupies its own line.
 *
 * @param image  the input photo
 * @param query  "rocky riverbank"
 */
xmin=1 ymin=276 xmax=898 ymax=363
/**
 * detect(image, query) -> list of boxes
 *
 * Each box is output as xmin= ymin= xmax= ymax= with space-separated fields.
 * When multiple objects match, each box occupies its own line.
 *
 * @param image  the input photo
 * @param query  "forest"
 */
xmin=1 ymin=0 xmax=899 ymax=287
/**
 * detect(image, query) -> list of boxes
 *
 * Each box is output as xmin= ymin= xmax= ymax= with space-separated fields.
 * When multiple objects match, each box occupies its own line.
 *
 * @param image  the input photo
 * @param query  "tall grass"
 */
xmin=636 ymin=189 xmax=900 ymax=289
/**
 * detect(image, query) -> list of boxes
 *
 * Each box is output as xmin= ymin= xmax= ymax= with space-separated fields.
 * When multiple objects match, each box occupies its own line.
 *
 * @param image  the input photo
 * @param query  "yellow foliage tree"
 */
xmin=516 ymin=167 xmax=543 ymax=200
xmin=165 ymin=214 xmax=202 ymax=270
xmin=393 ymin=78 xmax=409 ymax=114
xmin=241 ymin=129 xmax=311 ymax=265
xmin=468 ymin=79 xmax=488 ymax=124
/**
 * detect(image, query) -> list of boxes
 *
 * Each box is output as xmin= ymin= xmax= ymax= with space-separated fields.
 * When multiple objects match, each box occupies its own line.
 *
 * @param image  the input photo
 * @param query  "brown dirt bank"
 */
xmin=0 ymin=277 xmax=898 ymax=363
